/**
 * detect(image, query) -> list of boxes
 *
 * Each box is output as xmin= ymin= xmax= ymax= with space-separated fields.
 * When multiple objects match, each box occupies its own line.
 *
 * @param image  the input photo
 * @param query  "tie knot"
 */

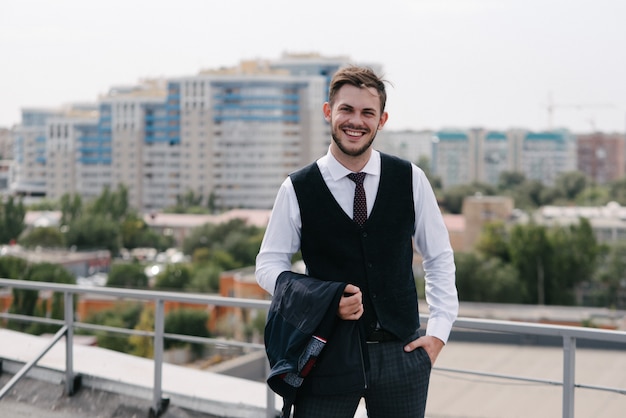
xmin=347 ymin=172 xmax=366 ymax=185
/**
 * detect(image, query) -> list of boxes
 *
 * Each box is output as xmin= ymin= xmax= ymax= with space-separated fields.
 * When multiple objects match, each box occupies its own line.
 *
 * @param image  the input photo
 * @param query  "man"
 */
xmin=256 ymin=65 xmax=458 ymax=417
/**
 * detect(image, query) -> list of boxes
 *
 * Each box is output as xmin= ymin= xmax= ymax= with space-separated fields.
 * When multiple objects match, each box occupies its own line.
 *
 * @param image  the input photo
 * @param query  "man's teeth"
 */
xmin=345 ymin=130 xmax=363 ymax=136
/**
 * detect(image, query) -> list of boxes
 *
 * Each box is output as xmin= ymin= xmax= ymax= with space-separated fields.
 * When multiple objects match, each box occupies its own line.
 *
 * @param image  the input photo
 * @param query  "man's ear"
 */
xmin=322 ymin=102 xmax=331 ymax=122
xmin=378 ymin=111 xmax=389 ymax=130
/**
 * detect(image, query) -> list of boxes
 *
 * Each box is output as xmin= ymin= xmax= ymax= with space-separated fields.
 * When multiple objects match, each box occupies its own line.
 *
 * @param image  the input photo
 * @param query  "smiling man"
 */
xmin=257 ymin=65 xmax=458 ymax=418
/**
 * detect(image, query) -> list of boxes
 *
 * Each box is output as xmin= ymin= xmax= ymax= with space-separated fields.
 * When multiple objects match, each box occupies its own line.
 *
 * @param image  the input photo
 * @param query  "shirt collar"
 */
xmin=324 ymin=148 xmax=381 ymax=181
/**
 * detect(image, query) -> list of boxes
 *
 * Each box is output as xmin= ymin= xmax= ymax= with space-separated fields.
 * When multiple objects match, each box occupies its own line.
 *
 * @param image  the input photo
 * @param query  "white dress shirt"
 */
xmin=256 ymin=149 xmax=459 ymax=343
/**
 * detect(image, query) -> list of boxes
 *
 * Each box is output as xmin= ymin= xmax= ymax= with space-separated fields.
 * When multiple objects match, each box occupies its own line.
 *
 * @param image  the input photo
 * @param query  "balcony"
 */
xmin=0 ymin=278 xmax=625 ymax=417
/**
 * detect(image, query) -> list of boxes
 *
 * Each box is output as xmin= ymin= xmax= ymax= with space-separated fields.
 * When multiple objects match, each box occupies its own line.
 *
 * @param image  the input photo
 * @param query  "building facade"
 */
xmin=577 ymin=132 xmax=626 ymax=184
xmin=9 ymin=54 xmax=365 ymax=211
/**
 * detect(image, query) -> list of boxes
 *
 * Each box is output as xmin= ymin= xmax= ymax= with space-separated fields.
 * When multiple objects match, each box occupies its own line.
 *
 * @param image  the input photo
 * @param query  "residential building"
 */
xmin=11 ymin=108 xmax=62 ymax=204
xmin=10 ymin=54 xmax=370 ymax=211
xmin=375 ymin=129 xmax=434 ymax=165
xmin=431 ymin=128 xmax=579 ymax=189
xmin=518 ymin=130 xmax=576 ymax=186
xmin=577 ymin=132 xmax=626 ymax=184
xmin=432 ymin=129 xmax=479 ymax=188
xmin=0 ymin=127 xmax=12 ymax=160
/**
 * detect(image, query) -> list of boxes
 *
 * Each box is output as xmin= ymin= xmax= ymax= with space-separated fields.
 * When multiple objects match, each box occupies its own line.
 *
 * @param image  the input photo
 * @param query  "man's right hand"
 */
xmin=338 ymin=284 xmax=363 ymax=320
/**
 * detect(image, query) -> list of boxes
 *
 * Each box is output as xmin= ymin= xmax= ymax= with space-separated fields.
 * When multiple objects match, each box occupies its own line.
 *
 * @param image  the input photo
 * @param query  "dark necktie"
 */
xmin=347 ymin=172 xmax=367 ymax=226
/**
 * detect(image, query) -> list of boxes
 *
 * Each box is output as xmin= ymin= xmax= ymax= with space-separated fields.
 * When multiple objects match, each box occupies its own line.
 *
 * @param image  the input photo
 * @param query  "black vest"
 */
xmin=290 ymin=153 xmax=420 ymax=341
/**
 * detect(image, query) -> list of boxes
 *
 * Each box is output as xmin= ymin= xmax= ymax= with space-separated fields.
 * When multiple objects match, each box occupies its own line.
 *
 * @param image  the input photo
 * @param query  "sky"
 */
xmin=1 ymin=0 xmax=625 ymax=134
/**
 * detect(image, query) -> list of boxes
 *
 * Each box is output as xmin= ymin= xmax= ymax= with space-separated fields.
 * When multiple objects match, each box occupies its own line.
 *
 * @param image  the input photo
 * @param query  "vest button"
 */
xmin=362 ymin=232 xmax=368 ymax=238
xmin=368 ymin=263 xmax=373 ymax=268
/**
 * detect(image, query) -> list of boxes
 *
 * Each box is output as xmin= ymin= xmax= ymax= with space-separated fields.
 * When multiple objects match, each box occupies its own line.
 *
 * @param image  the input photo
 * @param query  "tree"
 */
xmin=154 ymin=263 xmax=192 ymax=290
xmin=454 ymin=252 xmax=524 ymax=303
xmin=497 ymin=171 xmax=526 ymax=190
xmin=60 ymin=193 xmax=82 ymax=226
xmin=88 ymin=184 xmax=130 ymax=221
xmin=164 ymin=308 xmax=210 ymax=357
xmin=106 ymin=262 xmax=148 ymax=288
xmin=120 ymin=214 xmax=173 ymax=251
xmin=593 ymin=242 xmax=626 ymax=309
xmin=474 ymin=221 xmax=510 ymax=263
xmin=508 ymin=222 xmax=552 ymax=304
xmin=83 ymin=302 xmax=143 ymax=353
xmin=19 ymin=226 xmax=65 ymax=249
xmin=129 ymin=305 xmax=154 ymax=358
xmin=188 ymin=264 xmax=222 ymax=293
xmin=0 ymin=196 xmax=26 ymax=244
xmin=182 ymin=219 xmax=263 ymax=267
xmin=553 ymin=171 xmax=589 ymax=201
xmin=24 ymin=262 xmax=76 ymax=335
xmin=608 ymin=177 xmax=626 ymax=205
xmin=65 ymin=214 xmax=121 ymax=254
xmin=545 ymin=218 xmax=600 ymax=305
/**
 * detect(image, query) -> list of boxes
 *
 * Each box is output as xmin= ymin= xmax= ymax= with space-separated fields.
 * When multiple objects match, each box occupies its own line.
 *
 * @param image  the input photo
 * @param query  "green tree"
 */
xmin=497 ymin=171 xmax=526 ymax=190
xmin=593 ymin=242 xmax=626 ymax=309
xmin=65 ymin=214 xmax=121 ymax=254
xmin=164 ymin=308 xmax=210 ymax=357
xmin=0 ymin=196 xmax=26 ymax=244
xmin=19 ymin=226 xmax=65 ymax=249
xmin=83 ymin=302 xmax=143 ymax=353
xmin=454 ymin=252 xmax=524 ymax=303
xmin=474 ymin=221 xmax=510 ymax=263
xmin=154 ymin=263 xmax=192 ymax=290
xmin=188 ymin=264 xmax=222 ymax=293
xmin=24 ymin=263 xmax=76 ymax=335
xmin=553 ymin=171 xmax=589 ymax=201
xmin=508 ymin=222 xmax=552 ymax=304
xmin=106 ymin=262 xmax=148 ymax=288
xmin=183 ymin=219 xmax=263 ymax=267
xmin=129 ymin=305 xmax=154 ymax=358
xmin=608 ymin=177 xmax=626 ymax=205
xmin=120 ymin=214 xmax=173 ymax=251
xmin=88 ymin=184 xmax=130 ymax=221
xmin=545 ymin=218 xmax=600 ymax=305
xmin=60 ymin=193 xmax=83 ymax=226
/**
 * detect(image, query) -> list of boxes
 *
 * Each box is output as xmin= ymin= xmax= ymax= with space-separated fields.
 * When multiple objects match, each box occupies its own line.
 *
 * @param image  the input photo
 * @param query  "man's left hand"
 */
xmin=403 ymin=335 xmax=445 ymax=365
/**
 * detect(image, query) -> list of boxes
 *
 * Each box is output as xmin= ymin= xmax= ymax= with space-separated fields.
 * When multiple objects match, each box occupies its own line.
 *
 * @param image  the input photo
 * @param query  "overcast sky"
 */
xmin=2 ymin=0 xmax=625 ymax=133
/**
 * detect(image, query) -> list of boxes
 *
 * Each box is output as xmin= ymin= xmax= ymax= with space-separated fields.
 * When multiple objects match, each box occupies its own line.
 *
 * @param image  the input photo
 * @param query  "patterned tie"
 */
xmin=347 ymin=172 xmax=367 ymax=226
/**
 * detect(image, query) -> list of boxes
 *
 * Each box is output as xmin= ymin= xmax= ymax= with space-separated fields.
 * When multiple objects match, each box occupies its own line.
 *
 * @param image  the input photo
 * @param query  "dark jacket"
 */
xmin=265 ymin=271 xmax=346 ymax=416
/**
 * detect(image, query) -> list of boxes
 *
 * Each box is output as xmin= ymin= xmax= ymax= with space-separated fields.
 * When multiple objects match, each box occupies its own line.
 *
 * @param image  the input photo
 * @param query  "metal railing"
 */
xmin=0 ymin=278 xmax=625 ymax=418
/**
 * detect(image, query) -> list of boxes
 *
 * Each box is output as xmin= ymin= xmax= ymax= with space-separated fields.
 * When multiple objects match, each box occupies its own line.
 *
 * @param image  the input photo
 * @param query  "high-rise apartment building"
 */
xmin=519 ymin=130 xmax=576 ymax=186
xmin=375 ymin=130 xmax=434 ymax=166
xmin=431 ymin=128 xmax=578 ymax=188
xmin=12 ymin=108 xmax=62 ymax=204
xmin=577 ymin=132 xmax=626 ymax=184
xmin=11 ymin=53 xmax=372 ymax=211
xmin=432 ymin=129 xmax=479 ymax=188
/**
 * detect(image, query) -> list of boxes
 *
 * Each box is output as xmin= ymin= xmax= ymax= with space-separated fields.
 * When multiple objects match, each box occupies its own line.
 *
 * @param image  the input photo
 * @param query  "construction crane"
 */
xmin=545 ymin=92 xmax=614 ymax=131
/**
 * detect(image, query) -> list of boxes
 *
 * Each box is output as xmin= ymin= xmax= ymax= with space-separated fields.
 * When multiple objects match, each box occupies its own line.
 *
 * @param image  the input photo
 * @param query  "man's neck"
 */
xmin=330 ymin=146 xmax=372 ymax=173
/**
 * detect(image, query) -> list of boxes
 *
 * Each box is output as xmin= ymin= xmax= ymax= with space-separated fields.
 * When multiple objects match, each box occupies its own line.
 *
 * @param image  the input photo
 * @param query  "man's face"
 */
xmin=324 ymin=84 xmax=388 ymax=158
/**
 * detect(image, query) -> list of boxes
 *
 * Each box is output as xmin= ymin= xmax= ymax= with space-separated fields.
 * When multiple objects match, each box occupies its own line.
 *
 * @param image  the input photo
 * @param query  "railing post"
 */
xmin=64 ymin=291 xmax=79 ymax=395
xmin=562 ymin=336 xmax=576 ymax=418
xmin=266 ymin=358 xmax=275 ymax=418
xmin=150 ymin=298 xmax=169 ymax=417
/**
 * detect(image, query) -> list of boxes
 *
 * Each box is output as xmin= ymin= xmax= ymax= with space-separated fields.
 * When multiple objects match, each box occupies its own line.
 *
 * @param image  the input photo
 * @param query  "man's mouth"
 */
xmin=342 ymin=127 xmax=367 ymax=138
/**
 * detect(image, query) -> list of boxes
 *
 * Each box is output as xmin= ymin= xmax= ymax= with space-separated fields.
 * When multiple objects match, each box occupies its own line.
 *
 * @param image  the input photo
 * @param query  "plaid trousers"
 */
xmin=293 ymin=339 xmax=432 ymax=418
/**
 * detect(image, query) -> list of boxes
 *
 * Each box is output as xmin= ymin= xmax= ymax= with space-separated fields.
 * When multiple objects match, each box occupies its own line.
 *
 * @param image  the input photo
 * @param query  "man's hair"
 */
xmin=328 ymin=65 xmax=388 ymax=113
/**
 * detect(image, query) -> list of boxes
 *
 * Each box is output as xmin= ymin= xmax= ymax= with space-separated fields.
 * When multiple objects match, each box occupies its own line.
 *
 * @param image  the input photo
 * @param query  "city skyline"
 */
xmin=1 ymin=0 xmax=625 ymax=134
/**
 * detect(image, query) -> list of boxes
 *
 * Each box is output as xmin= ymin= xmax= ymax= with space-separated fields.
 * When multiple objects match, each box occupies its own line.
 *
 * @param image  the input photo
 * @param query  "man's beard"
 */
xmin=331 ymin=125 xmax=379 ymax=157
